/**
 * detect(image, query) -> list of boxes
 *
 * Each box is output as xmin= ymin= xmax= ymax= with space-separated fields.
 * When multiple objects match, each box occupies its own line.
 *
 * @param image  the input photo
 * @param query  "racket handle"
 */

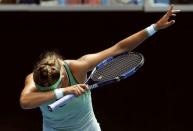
xmin=48 ymin=79 xmax=120 ymax=111
xmin=48 ymin=94 xmax=75 ymax=112
xmin=47 ymin=84 xmax=98 ymax=111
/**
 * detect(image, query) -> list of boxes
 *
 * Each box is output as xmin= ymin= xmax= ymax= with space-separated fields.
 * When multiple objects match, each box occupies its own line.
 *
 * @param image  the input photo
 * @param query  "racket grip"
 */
xmin=48 ymin=94 xmax=75 ymax=112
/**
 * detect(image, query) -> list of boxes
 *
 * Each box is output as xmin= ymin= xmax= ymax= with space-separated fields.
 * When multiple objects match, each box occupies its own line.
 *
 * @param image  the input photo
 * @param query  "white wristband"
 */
xmin=54 ymin=88 xmax=64 ymax=99
xmin=145 ymin=24 xmax=157 ymax=37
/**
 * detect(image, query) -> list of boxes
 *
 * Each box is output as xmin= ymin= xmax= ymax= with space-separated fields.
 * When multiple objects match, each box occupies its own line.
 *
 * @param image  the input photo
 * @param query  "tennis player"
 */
xmin=20 ymin=5 xmax=179 ymax=131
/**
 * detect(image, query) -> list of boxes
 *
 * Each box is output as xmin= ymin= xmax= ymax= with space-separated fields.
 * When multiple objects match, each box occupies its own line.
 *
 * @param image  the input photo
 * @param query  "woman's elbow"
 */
xmin=20 ymin=95 xmax=34 ymax=109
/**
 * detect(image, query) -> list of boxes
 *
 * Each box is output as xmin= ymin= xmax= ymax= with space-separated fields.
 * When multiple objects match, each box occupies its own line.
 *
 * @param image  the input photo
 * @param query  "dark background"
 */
xmin=0 ymin=11 xmax=192 ymax=131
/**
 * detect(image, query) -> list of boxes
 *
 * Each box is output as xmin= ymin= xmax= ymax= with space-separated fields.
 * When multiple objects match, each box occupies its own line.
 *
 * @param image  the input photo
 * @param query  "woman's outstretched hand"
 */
xmin=155 ymin=5 xmax=180 ymax=31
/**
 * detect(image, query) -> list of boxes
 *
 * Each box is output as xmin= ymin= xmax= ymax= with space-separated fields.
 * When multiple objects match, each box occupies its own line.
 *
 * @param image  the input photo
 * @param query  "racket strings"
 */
xmin=91 ymin=53 xmax=142 ymax=81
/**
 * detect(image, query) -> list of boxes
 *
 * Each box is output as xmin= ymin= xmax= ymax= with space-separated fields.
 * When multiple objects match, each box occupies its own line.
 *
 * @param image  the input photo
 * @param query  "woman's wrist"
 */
xmin=154 ymin=23 xmax=161 ymax=31
xmin=54 ymin=88 xmax=64 ymax=99
xmin=145 ymin=24 xmax=158 ymax=37
xmin=62 ymin=87 xmax=73 ymax=95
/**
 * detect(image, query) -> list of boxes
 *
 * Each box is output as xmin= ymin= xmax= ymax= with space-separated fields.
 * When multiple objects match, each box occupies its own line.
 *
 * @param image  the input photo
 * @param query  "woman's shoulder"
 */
xmin=24 ymin=73 xmax=36 ymax=87
xmin=63 ymin=60 xmax=84 ymax=74
xmin=63 ymin=59 xmax=79 ymax=68
xmin=26 ymin=73 xmax=33 ymax=80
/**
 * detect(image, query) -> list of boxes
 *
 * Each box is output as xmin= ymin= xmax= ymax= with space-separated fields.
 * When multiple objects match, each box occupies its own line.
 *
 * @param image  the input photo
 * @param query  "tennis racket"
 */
xmin=48 ymin=52 xmax=144 ymax=112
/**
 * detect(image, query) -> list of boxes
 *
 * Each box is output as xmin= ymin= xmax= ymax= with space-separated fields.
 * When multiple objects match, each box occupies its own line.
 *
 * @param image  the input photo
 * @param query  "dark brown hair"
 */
xmin=33 ymin=51 xmax=63 ymax=87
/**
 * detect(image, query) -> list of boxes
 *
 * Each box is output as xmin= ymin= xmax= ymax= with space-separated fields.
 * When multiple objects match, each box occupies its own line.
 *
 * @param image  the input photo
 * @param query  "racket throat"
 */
xmin=115 ymin=77 xmax=121 ymax=82
xmin=88 ymin=84 xmax=99 ymax=90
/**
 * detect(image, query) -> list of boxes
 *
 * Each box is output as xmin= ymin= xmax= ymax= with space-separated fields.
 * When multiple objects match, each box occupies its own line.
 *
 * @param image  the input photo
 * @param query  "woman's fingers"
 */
xmin=172 ymin=9 xmax=181 ymax=13
xmin=165 ymin=5 xmax=174 ymax=18
xmin=73 ymin=84 xmax=88 ymax=96
xmin=167 ymin=20 xmax=175 ymax=27
xmin=156 ymin=5 xmax=180 ymax=30
xmin=166 ymin=5 xmax=180 ymax=18
xmin=172 ymin=14 xmax=176 ymax=17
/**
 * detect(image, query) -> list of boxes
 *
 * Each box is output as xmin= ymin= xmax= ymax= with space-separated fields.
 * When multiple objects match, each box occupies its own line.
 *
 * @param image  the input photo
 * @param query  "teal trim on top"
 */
xmin=63 ymin=61 xmax=79 ymax=85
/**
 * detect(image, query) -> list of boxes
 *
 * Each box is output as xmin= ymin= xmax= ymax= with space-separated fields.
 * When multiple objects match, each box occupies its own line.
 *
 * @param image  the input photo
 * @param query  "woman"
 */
xmin=20 ymin=5 xmax=179 ymax=131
